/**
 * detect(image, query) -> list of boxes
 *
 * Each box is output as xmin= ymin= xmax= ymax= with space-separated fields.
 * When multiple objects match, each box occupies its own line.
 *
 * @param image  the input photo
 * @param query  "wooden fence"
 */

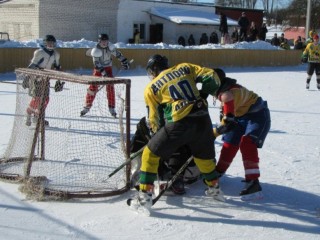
xmin=0 ymin=48 xmax=302 ymax=73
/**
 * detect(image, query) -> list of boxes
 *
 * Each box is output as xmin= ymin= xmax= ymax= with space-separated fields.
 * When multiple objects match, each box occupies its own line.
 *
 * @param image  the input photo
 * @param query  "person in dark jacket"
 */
xmin=199 ymin=33 xmax=209 ymax=45
xmin=219 ymin=13 xmax=228 ymax=44
xmin=210 ymin=32 xmax=219 ymax=44
xmin=279 ymin=33 xmax=286 ymax=44
xmin=188 ymin=34 xmax=196 ymax=46
xmin=294 ymin=36 xmax=304 ymax=50
xmin=258 ymin=23 xmax=268 ymax=41
xmin=271 ymin=33 xmax=280 ymax=46
xmin=238 ymin=12 xmax=250 ymax=41
xmin=178 ymin=36 xmax=186 ymax=46
xmin=248 ymin=21 xmax=259 ymax=42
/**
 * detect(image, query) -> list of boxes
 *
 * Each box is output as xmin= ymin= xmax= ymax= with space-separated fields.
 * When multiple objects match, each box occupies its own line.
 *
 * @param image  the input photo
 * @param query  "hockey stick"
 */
xmin=96 ymin=59 xmax=134 ymax=93
xmin=101 ymin=144 xmax=145 ymax=183
xmin=152 ymin=155 xmax=194 ymax=206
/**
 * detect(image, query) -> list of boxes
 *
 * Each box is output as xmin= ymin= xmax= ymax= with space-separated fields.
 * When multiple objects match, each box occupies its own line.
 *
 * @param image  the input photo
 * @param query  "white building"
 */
xmin=0 ymin=0 xmax=237 ymax=44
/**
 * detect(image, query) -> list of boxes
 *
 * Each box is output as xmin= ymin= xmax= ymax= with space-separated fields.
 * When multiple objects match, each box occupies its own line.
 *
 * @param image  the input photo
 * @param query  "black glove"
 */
xmin=54 ymin=80 xmax=65 ymax=92
xmin=121 ymin=58 xmax=130 ymax=70
xmin=22 ymin=76 xmax=30 ymax=89
xmin=213 ymin=114 xmax=238 ymax=137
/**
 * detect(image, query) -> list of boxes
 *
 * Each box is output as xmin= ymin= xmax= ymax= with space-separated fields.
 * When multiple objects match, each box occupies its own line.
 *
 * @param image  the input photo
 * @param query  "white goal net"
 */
xmin=0 ymin=68 xmax=131 ymax=200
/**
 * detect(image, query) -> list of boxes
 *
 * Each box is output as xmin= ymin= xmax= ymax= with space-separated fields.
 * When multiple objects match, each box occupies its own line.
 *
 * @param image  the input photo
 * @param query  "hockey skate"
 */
xmin=170 ymin=175 xmax=186 ymax=195
xmin=306 ymin=83 xmax=310 ymax=89
xmin=205 ymin=182 xmax=225 ymax=202
xmin=80 ymin=107 xmax=90 ymax=116
xmin=32 ymin=116 xmax=49 ymax=126
xmin=25 ymin=115 xmax=32 ymax=126
xmin=317 ymin=83 xmax=320 ymax=90
xmin=127 ymin=191 xmax=152 ymax=216
xmin=109 ymin=107 xmax=117 ymax=118
xmin=239 ymin=179 xmax=263 ymax=201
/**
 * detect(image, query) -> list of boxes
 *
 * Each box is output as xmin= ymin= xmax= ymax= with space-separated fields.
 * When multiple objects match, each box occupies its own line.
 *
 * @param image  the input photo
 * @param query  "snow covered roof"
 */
xmin=148 ymin=7 xmax=238 ymax=26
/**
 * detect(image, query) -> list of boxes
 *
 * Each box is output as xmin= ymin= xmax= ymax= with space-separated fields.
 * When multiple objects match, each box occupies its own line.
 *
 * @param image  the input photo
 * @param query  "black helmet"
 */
xmin=146 ymin=54 xmax=169 ymax=78
xmin=43 ymin=34 xmax=56 ymax=51
xmin=98 ymin=33 xmax=109 ymax=41
xmin=44 ymin=34 xmax=56 ymax=42
xmin=213 ymin=68 xmax=226 ymax=80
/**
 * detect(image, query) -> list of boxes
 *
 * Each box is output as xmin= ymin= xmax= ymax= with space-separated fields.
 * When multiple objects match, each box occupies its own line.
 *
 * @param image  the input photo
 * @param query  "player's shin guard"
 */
xmin=216 ymin=142 xmax=239 ymax=175
xmin=106 ymin=84 xmax=115 ymax=108
xmin=240 ymin=136 xmax=260 ymax=180
xmin=84 ymin=86 xmax=97 ymax=108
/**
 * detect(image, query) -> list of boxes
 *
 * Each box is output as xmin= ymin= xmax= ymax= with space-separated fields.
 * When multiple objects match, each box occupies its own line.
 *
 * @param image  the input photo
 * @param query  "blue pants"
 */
xmin=222 ymin=101 xmax=271 ymax=148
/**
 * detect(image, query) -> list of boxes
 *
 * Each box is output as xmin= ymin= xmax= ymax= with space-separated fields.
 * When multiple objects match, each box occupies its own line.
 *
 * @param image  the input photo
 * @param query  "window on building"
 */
xmin=133 ymin=23 xmax=145 ymax=43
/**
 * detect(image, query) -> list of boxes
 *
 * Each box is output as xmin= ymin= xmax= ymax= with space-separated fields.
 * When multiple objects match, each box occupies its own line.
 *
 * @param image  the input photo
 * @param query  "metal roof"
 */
xmin=148 ymin=7 xmax=238 ymax=26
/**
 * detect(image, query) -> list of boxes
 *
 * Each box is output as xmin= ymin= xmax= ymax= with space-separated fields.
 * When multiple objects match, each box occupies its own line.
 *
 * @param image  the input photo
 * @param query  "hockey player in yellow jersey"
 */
xmin=129 ymin=54 xmax=224 ymax=210
xmin=302 ymin=34 xmax=320 ymax=90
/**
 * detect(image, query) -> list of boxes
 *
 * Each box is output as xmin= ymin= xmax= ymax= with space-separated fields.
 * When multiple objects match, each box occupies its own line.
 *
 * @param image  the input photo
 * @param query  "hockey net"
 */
xmin=0 ymin=68 xmax=131 ymax=200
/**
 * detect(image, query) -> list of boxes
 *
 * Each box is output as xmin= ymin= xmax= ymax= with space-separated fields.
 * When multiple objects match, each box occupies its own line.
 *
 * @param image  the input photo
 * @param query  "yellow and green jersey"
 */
xmin=144 ymin=63 xmax=220 ymax=133
xmin=303 ymin=43 xmax=320 ymax=63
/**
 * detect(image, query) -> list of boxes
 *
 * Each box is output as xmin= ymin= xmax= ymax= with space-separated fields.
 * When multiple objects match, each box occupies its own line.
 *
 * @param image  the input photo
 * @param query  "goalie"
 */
xmin=130 ymin=117 xmax=200 ymax=195
xmin=23 ymin=34 xmax=64 ymax=126
xmin=80 ymin=33 xmax=130 ymax=118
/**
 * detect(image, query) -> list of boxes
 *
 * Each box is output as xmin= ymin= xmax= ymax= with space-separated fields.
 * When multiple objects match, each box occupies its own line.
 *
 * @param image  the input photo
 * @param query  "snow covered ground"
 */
xmin=1 ymin=63 xmax=320 ymax=240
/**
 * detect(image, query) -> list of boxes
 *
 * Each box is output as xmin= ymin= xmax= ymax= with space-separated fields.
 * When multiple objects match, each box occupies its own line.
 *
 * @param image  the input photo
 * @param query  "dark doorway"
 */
xmin=149 ymin=24 xmax=163 ymax=43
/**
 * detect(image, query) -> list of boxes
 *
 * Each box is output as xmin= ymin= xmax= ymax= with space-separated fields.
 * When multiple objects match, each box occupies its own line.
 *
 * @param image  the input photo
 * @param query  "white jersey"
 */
xmin=28 ymin=47 xmax=60 ymax=69
xmin=91 ymin=42 xmax=125 ymax=69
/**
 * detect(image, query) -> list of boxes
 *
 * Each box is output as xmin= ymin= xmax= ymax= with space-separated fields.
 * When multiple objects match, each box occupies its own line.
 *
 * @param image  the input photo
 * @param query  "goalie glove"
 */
xmin=137 ymin=117 xmax=152 ymax=142
xmin=120 ymin=58 xmax=130 ymax=70
xmin=213 ymin=114 xmax=238 ymax=137
xmin=54 ymin=80 xmax=65 ymax=92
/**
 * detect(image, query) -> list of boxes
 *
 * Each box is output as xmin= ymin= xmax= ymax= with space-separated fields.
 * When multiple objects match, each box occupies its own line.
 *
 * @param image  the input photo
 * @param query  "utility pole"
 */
xmin=306 ymin=0 xmax=311 ymax=39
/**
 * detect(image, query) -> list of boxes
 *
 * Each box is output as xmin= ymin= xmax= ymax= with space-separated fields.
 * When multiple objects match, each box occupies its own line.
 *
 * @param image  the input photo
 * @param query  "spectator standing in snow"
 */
xmin=188 ymin=34 xmax=195 ymax=46
xmin=271 ymin=33 xmax=280 ymax=46
xmin=238 ymin=12 xmax=250 ymax=41
xmin=199 ymin=33 xmax=209 ymax=45
xmin=258 ymin=23 xmax=268 ymax=41
xmin=248 ymin=21 xmax=259 ymax=41
xmin=219 ymin=13 xmax=229 ymax=44
xmin=294 ymin=36 xmax=304 ymax=50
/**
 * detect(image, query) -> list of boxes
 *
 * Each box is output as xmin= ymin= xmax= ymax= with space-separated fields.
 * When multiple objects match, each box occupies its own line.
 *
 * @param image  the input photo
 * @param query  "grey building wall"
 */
xmin=0 ymin=0 xmax=120 ymax=42
xmin=0 ymin=0 xmax=39 ymax=41
xmin=38 ymin=0 xmax=119 ymax=42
